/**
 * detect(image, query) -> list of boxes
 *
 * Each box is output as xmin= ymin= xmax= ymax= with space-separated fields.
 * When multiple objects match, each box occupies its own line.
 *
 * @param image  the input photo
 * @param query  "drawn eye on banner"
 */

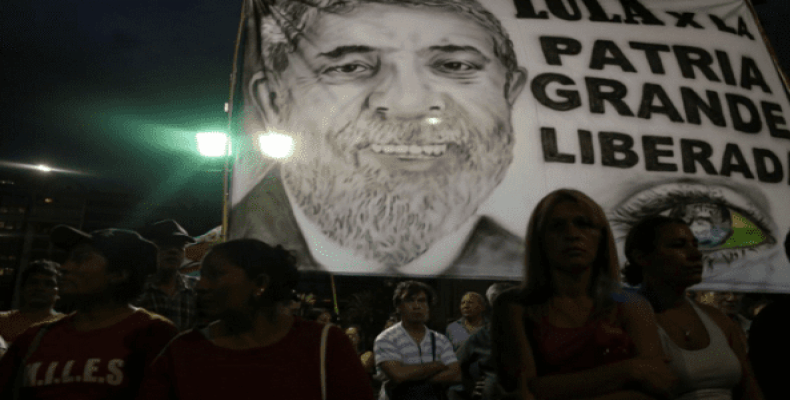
xmin=226 ymin=0 xmax=790 ymax=291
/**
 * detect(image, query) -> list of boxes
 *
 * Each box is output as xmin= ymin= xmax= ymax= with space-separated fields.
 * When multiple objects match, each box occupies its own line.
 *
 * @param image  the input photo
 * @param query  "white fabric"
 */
xmin=658 ymin=301 xmax=741 ymax=400
xmin=373 ymin=322 xmax=458 ymax=400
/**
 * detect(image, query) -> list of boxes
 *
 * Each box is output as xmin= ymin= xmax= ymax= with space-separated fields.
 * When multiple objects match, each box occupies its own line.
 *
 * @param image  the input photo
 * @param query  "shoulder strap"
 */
xmin=430 ymin=331 xmax=436 ymax=362
xmin=320 ymin=323 xmax=331 ymax=400
xmin=14 ymin=321 xmax=56 ymax=400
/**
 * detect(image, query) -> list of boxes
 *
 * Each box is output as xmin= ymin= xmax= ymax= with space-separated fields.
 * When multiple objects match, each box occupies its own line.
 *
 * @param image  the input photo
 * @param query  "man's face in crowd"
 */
xmin=58 ymin=243 xmax=122 ymax=302
xmin=154 ymin=239 xmax=187 ymax=272
xmin=259 ymin=3 xmax=526 ymax=268
xmin=21 ymin=273 xmax=58 ymax=310
xmin=397 ymin=290 xmax=430 ymax=324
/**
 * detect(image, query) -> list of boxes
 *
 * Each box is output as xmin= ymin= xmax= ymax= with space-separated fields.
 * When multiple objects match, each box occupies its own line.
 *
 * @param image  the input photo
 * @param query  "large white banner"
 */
xmin=228 ymin=0 xmax=790 ymax=292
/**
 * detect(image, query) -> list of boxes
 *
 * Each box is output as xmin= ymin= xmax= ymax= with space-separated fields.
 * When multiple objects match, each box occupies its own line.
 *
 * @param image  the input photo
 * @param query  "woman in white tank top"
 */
xmin=622 ymin=216 xmax=764 ymax=400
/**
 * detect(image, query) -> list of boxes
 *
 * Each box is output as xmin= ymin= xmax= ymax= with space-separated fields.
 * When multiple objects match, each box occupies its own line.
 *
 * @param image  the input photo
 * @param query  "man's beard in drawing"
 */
xmin=281 ymin=102 xmax=514 ymax=268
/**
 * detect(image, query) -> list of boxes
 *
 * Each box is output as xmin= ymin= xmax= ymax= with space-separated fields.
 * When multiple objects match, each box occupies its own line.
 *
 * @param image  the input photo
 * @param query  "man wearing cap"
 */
xmin=136 ymin=219 xmax=198 ymax=331
xmin=0 ymin=225 xmax=178 ymax=399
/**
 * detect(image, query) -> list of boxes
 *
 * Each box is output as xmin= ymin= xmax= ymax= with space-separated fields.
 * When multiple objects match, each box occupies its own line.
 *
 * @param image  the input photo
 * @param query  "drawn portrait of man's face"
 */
xmin=251 ymin=0 xmax=527 ymax=269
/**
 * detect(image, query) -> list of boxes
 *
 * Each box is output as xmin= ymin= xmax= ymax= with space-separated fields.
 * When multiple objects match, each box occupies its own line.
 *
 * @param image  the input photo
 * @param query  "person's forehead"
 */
xmin=302 ymin=3 xmax=497 ymax=58
xmin=549 ymin=201 xmax=590 ymax=219
xmin=657 ymin=223 xmax=693 ymax=240
xmin=404 ymin=290 xmax=428 ymax=299
xmin=69 ymin=242 xmax=106 ymax=259
xmin=462 ymin=293 xmax=481 ymax=302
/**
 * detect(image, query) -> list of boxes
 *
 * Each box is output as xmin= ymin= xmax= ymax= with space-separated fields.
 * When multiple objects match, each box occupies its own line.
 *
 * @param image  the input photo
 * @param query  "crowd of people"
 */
xmin=0 ymin=189 xmax=788 ymax=400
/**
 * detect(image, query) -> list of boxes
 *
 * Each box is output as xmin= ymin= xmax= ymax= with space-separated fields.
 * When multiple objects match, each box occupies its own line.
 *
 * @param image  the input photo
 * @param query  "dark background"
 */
xmin=1 ymin=0 xmax=788 ymax=236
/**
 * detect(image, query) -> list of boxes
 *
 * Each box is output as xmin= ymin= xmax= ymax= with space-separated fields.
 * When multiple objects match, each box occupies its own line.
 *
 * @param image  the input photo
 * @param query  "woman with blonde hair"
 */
xmin=492 ymin=189 xmax=675 ymax=400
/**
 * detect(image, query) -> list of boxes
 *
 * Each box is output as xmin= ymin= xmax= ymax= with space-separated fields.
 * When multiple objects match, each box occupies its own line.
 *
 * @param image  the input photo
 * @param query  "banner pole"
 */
xmin=222 ymin=0 xmax=249 ymax=241
xmin=330 ymin=274 xmax=340 ymax=319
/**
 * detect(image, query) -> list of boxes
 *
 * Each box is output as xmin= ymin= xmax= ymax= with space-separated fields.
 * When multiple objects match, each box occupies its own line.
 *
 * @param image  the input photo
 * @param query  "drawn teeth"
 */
xmin=370 ymin=144 xmax=447 ymax=156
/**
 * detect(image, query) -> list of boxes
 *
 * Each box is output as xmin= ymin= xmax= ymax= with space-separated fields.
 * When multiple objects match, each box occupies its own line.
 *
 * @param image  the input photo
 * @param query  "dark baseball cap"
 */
xmin=140 ymin=219 xmax=196 ymax=245
xmin=50 ymin=225 xmax=158 ymax=274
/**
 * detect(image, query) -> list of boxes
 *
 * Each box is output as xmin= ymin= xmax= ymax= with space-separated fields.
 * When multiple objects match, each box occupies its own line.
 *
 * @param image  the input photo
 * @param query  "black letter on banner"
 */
xmin=579 ymin=130 xmax=595 ymax=164
xmin=681 ymin=87 xmax=726 ymax=127
xmin=726 ymin=94 xmax=762 ymax=134
xmin=720 ymin=143 xmax=755 ymax=179
xmin=582 ymin=0 xmax=622 ymax=23
xmin=762 ymin=101 xmax=790 ymax=140
xmin=540 ymin=36 xmax=582 ymax=65
xmin=513 ymin=0 xmax=549 ymax=19
xmin=531 ymin=73 xmax=582 ymax=111
xmin=716 ymin=50 xmax=737 ymax=86
xmin=674 ymin=46 xmax=720 ymax=82
xmin=600 ymin=132 xmax=638 ymax=168
xmin=546 ymin=0 xmax=582 ymax=21
xmin=542 ymin=127 xmax=576 ymax=163
xmin=620 ymin=0 xmax=664 ymax=25
xmin=638 ymin=84 xmax=684 ymax=122
xmin=753 ymin=148 xmax=784 ymax=183
xmin=630 ymin=42 xmax=671 ymax=74
xmin=666 ymin=12 xmax=703 ymax=28
xmin=643 ymin=136 xmax=678 ymax=171
xmin=709 ymin=14 xmax=737 ymax=35
xmin=586 ymin=77 xmax=634 ymax=116
xmin=590 ymin=40 xmax=637 ymax=72
xmin=680 ymin=139 xmax=718 ymax=175
xmin=738 ymin=17 xmax=755 ymax=40
xmin=740 ymin=57 xmax=771 ymax=94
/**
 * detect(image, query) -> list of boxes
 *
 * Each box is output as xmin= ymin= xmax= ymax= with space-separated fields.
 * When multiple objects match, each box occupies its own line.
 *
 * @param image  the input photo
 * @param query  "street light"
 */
xmin=258 ymin=131 xmax=294 ymax=159
xmin=196 ymin=132 xmax=231 ymax=157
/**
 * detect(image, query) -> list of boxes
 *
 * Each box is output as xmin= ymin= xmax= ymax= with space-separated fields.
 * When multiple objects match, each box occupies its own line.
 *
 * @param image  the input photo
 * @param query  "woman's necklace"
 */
xmin=639 ymin=288 xmax=695 ymax=342
xmin=657 ymin=304 xmax=696 ymax=343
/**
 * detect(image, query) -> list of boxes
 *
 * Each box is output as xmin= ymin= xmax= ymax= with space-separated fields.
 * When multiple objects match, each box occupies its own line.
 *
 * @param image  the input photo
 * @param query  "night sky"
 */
xmin=1 ymin=0 xmax=788 ymax=235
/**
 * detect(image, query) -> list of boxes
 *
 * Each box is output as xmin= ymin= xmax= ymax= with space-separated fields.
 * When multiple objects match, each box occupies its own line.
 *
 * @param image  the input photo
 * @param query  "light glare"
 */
xmin=426 ymin=117 xmax=441 ymax=125
xmin=259 ymin=132 xmax=295 ymax=159
xmin=196 ymin=132 xmax=231 ymax=157
xmin=37 ymin=165 xmax=52 ymax=173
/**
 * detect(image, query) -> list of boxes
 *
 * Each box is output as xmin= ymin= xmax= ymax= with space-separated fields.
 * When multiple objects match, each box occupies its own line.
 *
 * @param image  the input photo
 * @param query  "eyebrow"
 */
xmin=428 ymin=45 xmax=490 ymax=61
xmin=317 ymin=45 xmax=375 ymax=59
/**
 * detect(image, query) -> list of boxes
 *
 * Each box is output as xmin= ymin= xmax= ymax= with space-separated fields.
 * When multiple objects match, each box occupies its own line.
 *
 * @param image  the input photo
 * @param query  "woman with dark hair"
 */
xmin=493 ymin=189 xmax=675 ymax=400
xmin=0 ymin=226 xmax=179 ymax=399
xmin=138 ymin=238 xmax=374 ymax=400
xmin=623 ymin=216 xmax=763 ymax=400
xmin=0 ymin=260 xmax=64 ymax=345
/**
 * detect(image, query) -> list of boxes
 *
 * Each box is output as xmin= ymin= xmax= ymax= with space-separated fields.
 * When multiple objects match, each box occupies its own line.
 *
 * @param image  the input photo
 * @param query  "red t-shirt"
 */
xmin=138 ymin=317 xmax=375 ymax=400
xmin=0 ymin=308 xmax=178 ymax=400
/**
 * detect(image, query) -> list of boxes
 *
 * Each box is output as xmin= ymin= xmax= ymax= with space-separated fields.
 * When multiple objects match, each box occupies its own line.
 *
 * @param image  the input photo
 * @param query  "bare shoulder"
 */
xmin=617 ymin=291 xmax=655 ymax=320
xmin=695 ymin=301 xmax=738 ymax=334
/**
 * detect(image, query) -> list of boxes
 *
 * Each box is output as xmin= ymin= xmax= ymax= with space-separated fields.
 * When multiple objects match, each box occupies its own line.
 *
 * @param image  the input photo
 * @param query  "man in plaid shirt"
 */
xmin=135 ymin=220 xmax=198 ymax=331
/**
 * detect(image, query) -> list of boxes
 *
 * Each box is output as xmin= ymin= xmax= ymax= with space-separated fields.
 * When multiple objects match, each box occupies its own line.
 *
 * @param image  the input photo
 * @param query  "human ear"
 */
xmin=506 ymin=67 xmax=528 ymax=106
xmin=254 ymin=273 xmax=271 ymax=292
xmin=632 ymin=249 xmax=651 ymax=269
xmin=109 ymin=270 xmax=131 ymax=284
xmin=248 ymin=71 xmax=284 ymax=128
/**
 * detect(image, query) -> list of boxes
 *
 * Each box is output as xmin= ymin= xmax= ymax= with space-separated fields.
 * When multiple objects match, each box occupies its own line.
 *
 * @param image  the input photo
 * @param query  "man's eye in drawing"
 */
xmin=433 ymin=59 xmax=481 ymax=76
xmin=609 ymin=183 xmax=776 ymax=270
xmin=667 ymin=203 xmax=769 ymax=251
xmin=324 ymin=63 xmax=370 ymax=74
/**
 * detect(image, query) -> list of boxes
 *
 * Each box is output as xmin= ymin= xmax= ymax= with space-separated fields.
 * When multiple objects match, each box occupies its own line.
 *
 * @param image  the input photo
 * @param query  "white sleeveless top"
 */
xmin=658 ymin=301 xmax=742 ymax=400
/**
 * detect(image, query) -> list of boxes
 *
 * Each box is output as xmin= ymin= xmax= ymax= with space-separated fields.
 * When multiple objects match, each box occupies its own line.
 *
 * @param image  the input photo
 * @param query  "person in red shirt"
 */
xmin=137 ymin=238 xmax=375 ymax=400
xmin=0 ymin=225 xmax=179 ymax=400
xmin=0 ymin=260 xmax=65 ymax=345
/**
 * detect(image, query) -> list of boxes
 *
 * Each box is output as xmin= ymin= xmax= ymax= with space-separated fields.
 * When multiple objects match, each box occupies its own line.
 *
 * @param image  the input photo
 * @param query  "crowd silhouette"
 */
xmin=0 ymin=188 xmax=786 ymax=400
